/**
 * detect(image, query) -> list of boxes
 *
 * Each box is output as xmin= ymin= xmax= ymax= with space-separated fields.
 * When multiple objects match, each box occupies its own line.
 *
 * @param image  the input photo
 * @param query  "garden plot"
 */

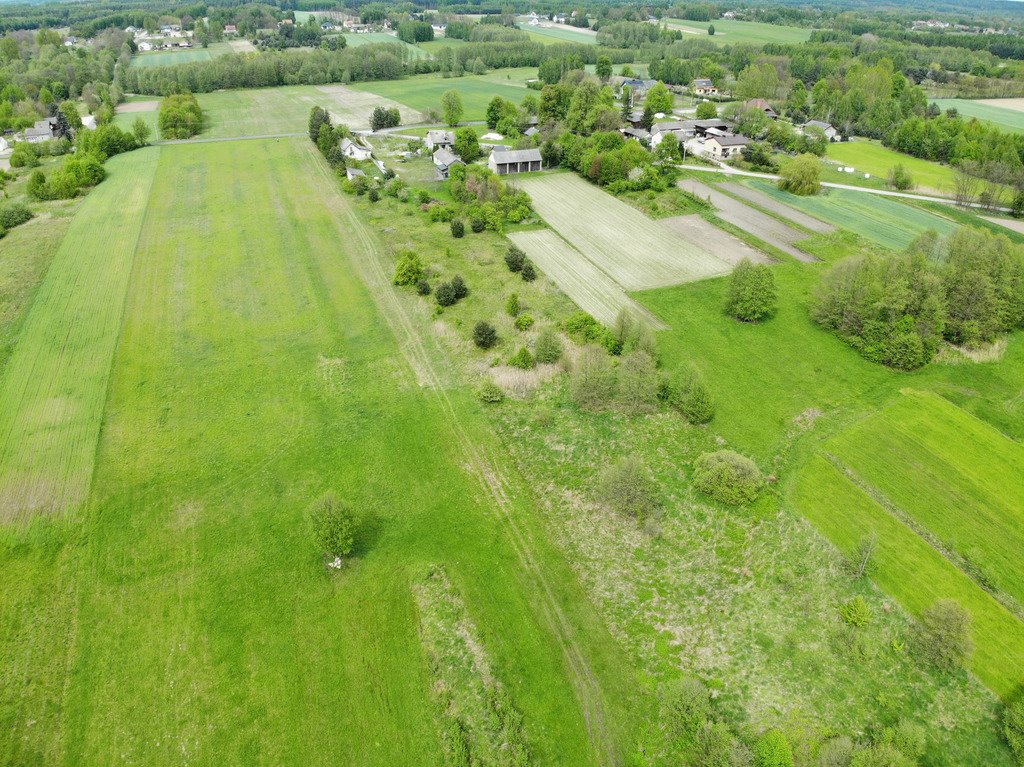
xmin=658 ymin=215 xmax=769 ymax=266
xmin=507 ymin=230 xmax=665 ymax=328
xmin=717 ymin=182 xmax=834 ymax=234
xmin=517 ymin=173 xmax=733 ymax=290
xmin=679 ymin=179 xmax=817 ymax=262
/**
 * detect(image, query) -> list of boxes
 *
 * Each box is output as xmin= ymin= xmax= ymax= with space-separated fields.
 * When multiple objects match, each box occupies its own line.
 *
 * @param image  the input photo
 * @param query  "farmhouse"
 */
xmin=804 ymin=120 xmax=839 ymax=141
xmin=341 ymin=138 xmax=373 ymax=161
xmin=425 ymin=129 xmax=455 ymax=152
xmin=224 ymin=24 xmax=238 ymax=34
xmin=346 ymin=167 xmax=366 ymax=181
xmin=23 ymin=118 xmax=59 ymax=143
xmin=621 ymin=126 xmax=650 ymax=142
xmin=615 ymin=77 xmax=658 ymax=100
xmin=705 ymin=134 xmax=750 ymax=159
xmin=744 ymin=98 xmax=778 ymax=119
xmin=433 ymin=147 xmax=463 ymax=179
xmin=692 ymin=78 xmax=718 ymax=96
xmin=488 ymin=147 xmax=542 ymax=175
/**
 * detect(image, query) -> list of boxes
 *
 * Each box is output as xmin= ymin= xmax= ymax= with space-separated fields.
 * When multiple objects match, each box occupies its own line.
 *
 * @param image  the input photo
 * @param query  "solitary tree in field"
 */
xmin=131 ymin=116 xmax=152 ymax=146
xmin=778 ymin=153 xmax=821 ymax=196
xmin=916 ymin=600 xmax=974 ymax=671
xmin=441 ymin=89 xmax=464 ymax=126
xmin=725 ymin=258 xmax=777 ymax=322
xmin=708 ymin=24 xmax=715 ymax=35
xmin=308 ymin=492 xmax=356 ymax=563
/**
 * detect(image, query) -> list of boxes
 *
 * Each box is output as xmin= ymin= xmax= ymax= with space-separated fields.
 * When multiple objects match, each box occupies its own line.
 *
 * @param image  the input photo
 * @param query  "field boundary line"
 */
xmin=821 ymin=450 xmax=1024 ymax=623
xmin=307 ymin=146 xmax=620 ymax=766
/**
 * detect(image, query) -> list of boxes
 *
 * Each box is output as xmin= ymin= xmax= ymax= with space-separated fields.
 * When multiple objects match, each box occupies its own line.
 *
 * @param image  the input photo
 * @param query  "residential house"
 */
xmin=433 ymin=147 xmax=463 ymax=179
xmin=224 ymin=24 xmax=238 ymax=35
xmin=341 ymin=137 xmax=373 ymax=161
xmin=488 ymin=147 xmax=542 ymax=175
xmin=425 ymin=129 xmax=455 ymax=152
xmin=803 ymin=120 xmax=839 ymax=142
xmin=23 ymin=118 xmax=59 ymax=143
xmin=346 ymin=167 xmax=366 ymax=181
xmin=691 ymin=78 xmax=718 ymax=96
xmin=137 ymin=41 xmax=154 ymax=51
xmin=621 ymin=126 xmax=650 ymax=142
xmin=704 ymin=134 xmax=749 ymax=160
xmin=614 ymin=77 xmax=657 ymax=100
xmin=744 ymin=98 xmax=778 ymax=119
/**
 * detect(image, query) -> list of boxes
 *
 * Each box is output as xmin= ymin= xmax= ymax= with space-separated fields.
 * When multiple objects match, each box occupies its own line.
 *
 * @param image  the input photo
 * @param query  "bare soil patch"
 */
xmin=228 ymin=39 xmax=257 ymax=53
xmin=975 ymin=97 xmax=1024 ymax=112
xmin=116 ymin=100 xmax=159 ymax=114
xmin=658 ymin=214 xmax=770 ymax=266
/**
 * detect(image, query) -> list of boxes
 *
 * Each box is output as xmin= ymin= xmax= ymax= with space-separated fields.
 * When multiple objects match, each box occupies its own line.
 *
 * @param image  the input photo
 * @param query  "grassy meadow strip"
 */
xmin=931 ymin=98 xmax=1024 ymax=134
xmin=28 ymin=138 xmax=635 ymax=765
xmin=507 ymin=229 xmax=665 ymax=327
xmin=791 ymin=455 xmax=1024 ymax=699
xmin=826 ymin=390 xmax=1024 ymax=608
xmin=516 ymin=23 xmax=599 ymax=44
xmin=664 ymin=17 xmax=812 ymax=44
xmin=342 ymin=32 xmax=432 ymax=59
xmin=349 ymin=71 xmax=532 ymax=121
xmin=0 ymin=147 xmax=159 ymax=523
xmin=743 ymin=180 xmax=959 ymax=250
xmin=518 ymin=173 xmax=732 ymax=289
xmin=825 ymin=140 xmax=959 ymax=194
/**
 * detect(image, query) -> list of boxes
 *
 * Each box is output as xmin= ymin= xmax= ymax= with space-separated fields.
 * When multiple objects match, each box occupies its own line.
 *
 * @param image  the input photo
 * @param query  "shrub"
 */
xmin=0 ymin=203 xmax=33 ymax=230
xmin=514 ymin=313 xmax=535 ymax=331
xmin=664 ymin=678 xmax=712 ymax=748
xmin=415 ymin=279 xmax=432 ymax=295
xmin=667 ymin=367 xmax=715 ymax=424
xmin=435 ymin=281 xmax=458 ymax=307
xmin=451 ymin=275 xmax=468 ymax=300
xmin=725 ymin=259 xmax=777 ymax=322
xmin=450 ymin=218 xmax=465 ymax=238
xmin=521 ymin=260 xmax=537 ymax=282
xmin=887 ymin=164 xmax=914 ymax=191
xmin=473 ymin=321 xmax=498 ymax=348
xmin=1004 ymin=699 xmax=1024 ymax=766
xmin=534 ymin=329 xmax=563 ymax=363
xmin=778 ymin=153 xmax=821 ymax=196
xmin=693 ymin=450 xmax=764 ymax=505
xmin=915 ymin=599 xmax=973 ymax=671
xmin=845 ymin=534 xmax=877 ymax=578
xmin=9 ymin=143 xmax=40 ymax=168
xmin=307 ymin=492 xmax=356 ymax=559
xmin=509 ymin=347 xmax=534 ymax=369
xmin=478 ymin=379 xmax=505 ymax=403
xmin=617 ymin=350 xmax=659 ymax=413
xmin=840 ymin=596 xmax=873 ymax=628
xmin=753 ymin=730 xmax=793 ymax=767
xmin=570 ymin=345 xmax=617 ymax=409
xmin=565 ymin=312 xmax=619 ymax=354
xmin=470 ymin=217 xmax=486 ymax=233
xmin=368 ymin=188 xmax=380 ymax=202
xmin=596 ymin=456 xmax=658 ymax=519
xmin=505 ymin=244 xmax=526 ymax=272
xmin=392 ymin=251 xmax=424 ymax=286
xmin=506 ymin=293 xmax=520 ymax=317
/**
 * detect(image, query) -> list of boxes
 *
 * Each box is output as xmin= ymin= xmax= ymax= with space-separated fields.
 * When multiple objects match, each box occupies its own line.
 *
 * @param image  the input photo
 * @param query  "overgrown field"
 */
xmin=518 ymin=173 xmax=734 ymax=289
xmin=826 ymin=139 xmax=959 ymax=194
xmin=932 ymin=98 xmax=1024 ymax=133
xmin=349 ymin=70 xmax=534 ymax=121
xmin=665 ymin=17 xmax=813 ymax=45
xmin=0 ymin=138 xmax=639 ymax=764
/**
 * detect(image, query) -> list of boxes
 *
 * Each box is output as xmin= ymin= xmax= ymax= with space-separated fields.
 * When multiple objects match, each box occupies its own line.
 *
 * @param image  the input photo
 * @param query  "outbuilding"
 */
xmin=488 ymin=147 xmax=542 ymax=175
xmin=803 ymin=120 xmax=839 ymax=142
xmin=433 ymin=147 xmax=463 ymax=179
xmin=341 ymin=137 xmax=373 ymax=161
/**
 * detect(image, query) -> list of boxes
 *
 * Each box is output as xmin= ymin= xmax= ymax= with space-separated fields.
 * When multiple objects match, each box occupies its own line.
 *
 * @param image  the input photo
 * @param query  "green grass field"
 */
xmin=350 ymin=69 xmax=534 ymax=121
xmin=516 ymin=22 xmax=598 ymax=44
xmin=130 ymin=41 xmax=233 ymax=68
xmin=0 ymin=138 xmax=638 ymax=764
xmin=827 ymin=140 xmax=958 ymax=193
xmin=343 ymin=32 xmax=431 ymax=59
xmin=742 ymin=180 xmax=959 ymax=250
xmin=665 ymin=17 xmax=812 ymax=45
xmin=932 ymin=98 xmax=1024 ymax=134
xmin=417 ymin=37 xmax=468 ymax=54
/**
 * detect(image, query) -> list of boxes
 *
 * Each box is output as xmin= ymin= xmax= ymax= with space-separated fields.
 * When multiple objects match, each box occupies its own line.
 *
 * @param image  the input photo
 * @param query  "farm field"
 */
xmin=130 ymin=41 xmax=233 ymax=67
xmin=516 ymin=22 xmax=598 ymax=44
xmin=517 ymin=173 xmax=733 ymax=289
xmin=717 ymin=181 xmax=835 ymax=233
xmin=349 ymin=69 xmax=533 ymax=121
xmin=417 ymin=37 xmax=468 ymax=54
xmin=342 ymin=32 xmax=431 ymax=59
xmin=742 ymin=180 xmax=959 ymax=250
xmin=826 ymin=139 xmax=958 ymax=193
xmin=665 ymin=17 xmax=813 ymax=45
xmin=932 ymin=98 xmax=1024 ymax=133
xmin=0 ymin=138 xmax=638 ymax=764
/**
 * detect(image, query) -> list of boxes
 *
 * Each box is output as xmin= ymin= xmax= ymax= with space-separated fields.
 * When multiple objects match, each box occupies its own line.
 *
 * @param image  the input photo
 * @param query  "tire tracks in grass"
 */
xmin=306 ymin=145 xmax=620 ymax=766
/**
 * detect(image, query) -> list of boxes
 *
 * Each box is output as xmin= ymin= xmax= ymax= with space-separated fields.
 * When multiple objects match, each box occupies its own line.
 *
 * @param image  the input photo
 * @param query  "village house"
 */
xmin=691 ymin=78 xmax=718 ymax=96
xmin=433 ymin=147 xmax=463 ymax=179
xmin=224 ymin=24 xmax=238 ymax=35
xmin=341 ymin=137 xmax=373 ymax=161
xmin=137 ymin=41 xmax=154 ymax=51
xmin=649 ymin=121 xmax=688 ymax=147
xmin=803 ymin=120 xmax=839 ymax=142
xmin=614 ymin=77 xmax=657 ymax=101
xmin=704 ymin=134 xmax=749 ymax=160
xmin=23 ymin=118 xmax=59 ymax=143
xmin=744 ymin=98 xmax=778 ymax=119
xmin=346 ymin=167 xmax=366 ymax=181
xmin=425 ymin=129 xmax=455 ymax=152
xmin=488 ymin=147 xmax=542 ymax=175
xmin=621 ymin=126 xmax=650 ymax=142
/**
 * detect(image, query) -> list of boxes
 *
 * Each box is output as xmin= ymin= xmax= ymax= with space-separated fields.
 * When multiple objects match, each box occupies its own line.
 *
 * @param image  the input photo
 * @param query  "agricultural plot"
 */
xmin=516 ymin=22 xmax=598 ymax=44
xmin=507 ymin=230 xmax=664 ymax=327
xmin=932 ymin=98 xmax=1024 ymax=134
xmin=679 ymin=179 xmax=816 ymax=262
xmin=742 ymin=180 xmax=959 ymax=250
xmin=665 ymin=18 xmax=812 ymax=45
xmin=349 ymin=70 xmax=532 ymax=121
xmin=196 ymin=84 xmax=422 ymax=137
xmin=517 ymin=173 xmax=733 ymax=289
xmin=793 ymin=453 xmax=1024 ymax=700
xmin=826 ymin=140 xmax=958 ymax=194
xmin=130 ymin=42 xmax=233 ymax=68
xmin=826 ymin=390 xmax=1024 ymax=609
xmin=343 ymin=32 xmax=431 ymax=59
xmin=658 ymin=214 xmax=769 ymax=265
xmin=0 ymin=148 xmax=159 ymax=523
xmin=718 ymin=182 xmax=835 ymax=233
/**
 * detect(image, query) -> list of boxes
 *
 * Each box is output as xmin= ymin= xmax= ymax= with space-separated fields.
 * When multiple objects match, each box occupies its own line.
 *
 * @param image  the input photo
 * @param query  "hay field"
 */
xmin=665 ymin=18 xmax=812 ymax=45
xmin=517 ymin=173 xmax=733 ymax=290
xmin=932 ymin=98 xmax=1024 ymax=133
xmin=130 ymin=42 xmax=233 ymax=68
xmin=349 ymin=70 xmax=532 ymax=121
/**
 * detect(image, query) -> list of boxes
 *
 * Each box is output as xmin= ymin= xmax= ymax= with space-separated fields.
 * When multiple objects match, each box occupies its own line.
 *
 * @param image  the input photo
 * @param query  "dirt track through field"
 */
xmin=718 ymin=182 xmax=835 ymax=234
xmin=679 ymin=179 xmax=818 ymax=262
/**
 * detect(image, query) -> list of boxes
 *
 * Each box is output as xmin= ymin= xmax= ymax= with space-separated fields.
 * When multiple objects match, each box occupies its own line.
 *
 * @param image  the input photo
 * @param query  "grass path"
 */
xmin=0 ymin=148 xmax=159 ymax=523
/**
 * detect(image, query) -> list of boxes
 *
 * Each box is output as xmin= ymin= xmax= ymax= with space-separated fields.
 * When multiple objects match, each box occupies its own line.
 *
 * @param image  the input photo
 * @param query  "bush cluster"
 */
xmin=725 ymin=259 xmax=777 ymax=322
xmin=307 ymin=492 xmax=356 ymax=560
xmin=435 ymin=275 xmax=468 ymax=307
xmin=692 ymin=450 xmax=764 ymax=505
xmin=596 ymin=456 xmax=658 ymax=519
xmin=0 ymin=203 xmax=33 ymax=231
xmin=158 ymin=92 xmax=203 ymax=139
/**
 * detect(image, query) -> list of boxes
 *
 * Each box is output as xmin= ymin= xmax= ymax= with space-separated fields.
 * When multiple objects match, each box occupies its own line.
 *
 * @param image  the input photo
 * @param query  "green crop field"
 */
xmin=826 ymin=140 xmax=959 ymax=193
xmin=665 ymin=17 xmax=813 ymax=45
xmin=130 ymin=42 xmax=233 ymax=68
xmin=0 ymin=137 xmax=639 ymax=765
xmin=417 ymin=37 xmax=468 ymax=54
xmin=349 ymin=69 xmax=533 ymax=121
xmin=932 ymin=98 xmax=1024 ymax=134
xmin=343 ymin=32 xmax=431 ymax=59
xmin=742 ymin=180 xmax=959 ymax=250
xmin=516 ymin=22 xmax=598 ymax=44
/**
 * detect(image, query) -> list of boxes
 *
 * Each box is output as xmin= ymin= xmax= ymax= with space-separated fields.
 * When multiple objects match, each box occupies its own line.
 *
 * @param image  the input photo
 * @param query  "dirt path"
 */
xmin=679 ymin=179 xmax=818 ymax=262
xmin=718 ymin=182 xmax=835 ymax=234
xmin=308 ymin=146 xmax=620 ymax=766
xmin=983 ymin=215 xmax=1024 ymax=235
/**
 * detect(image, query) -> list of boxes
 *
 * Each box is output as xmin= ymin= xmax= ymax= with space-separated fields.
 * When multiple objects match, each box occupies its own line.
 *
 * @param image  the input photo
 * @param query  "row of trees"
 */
xmin=158 ymin=92 xmax=202 ymax=139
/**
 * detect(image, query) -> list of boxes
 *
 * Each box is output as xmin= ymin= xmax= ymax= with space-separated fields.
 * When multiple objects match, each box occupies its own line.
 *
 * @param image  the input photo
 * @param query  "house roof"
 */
xmin=426 ymin=129 xmax=455 ymax=144
xmin=804 ymin=120 xmax=835 ymax=131
xmin=708 ymin=134 xmax=749 ymax=147
xmin=651 ymin=121 xmax=687 ymax=133
xmin=491 ymin=148 xmax=542 ymax=164
xmin=433 ymin=147 xmax=461 ymax=167
xmin=692 ymin=78 xmax=715 ymax=87
xmin=745 ymin=98 xmax=775 ymax=111
xmin=524 ymin=126 xmax=539 ymax=136
xmin=346 ymin=168 xmax=366 ymax=178
xmin=24 ymin=128 xmax=53 ymax=138
xmin=621 ymin=127 xmax=650 ymax=139
xmin=341 ymin=137 xmax=369 ymax=152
